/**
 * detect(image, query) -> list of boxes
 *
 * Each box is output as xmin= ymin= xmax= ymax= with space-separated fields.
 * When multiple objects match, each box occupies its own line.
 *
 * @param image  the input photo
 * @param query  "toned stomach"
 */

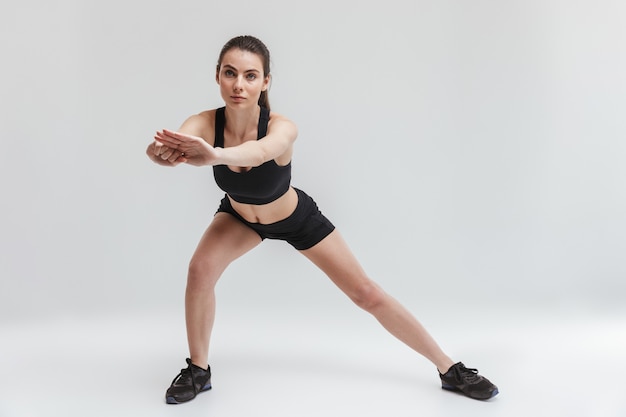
xmin=228 ymin=186 xmax=298 ymax=224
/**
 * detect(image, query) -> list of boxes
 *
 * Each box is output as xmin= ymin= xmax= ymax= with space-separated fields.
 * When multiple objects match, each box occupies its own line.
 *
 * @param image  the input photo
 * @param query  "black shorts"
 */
xmin=215 ymin=188 xmax=335 ymax=250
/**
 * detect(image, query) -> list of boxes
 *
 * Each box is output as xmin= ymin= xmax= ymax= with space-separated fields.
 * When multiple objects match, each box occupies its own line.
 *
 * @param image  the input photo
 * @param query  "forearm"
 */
xmin=214 ymin=141 xmax=270 ymax=167
xmin=156 ymin=115 xmax=296 ymax=168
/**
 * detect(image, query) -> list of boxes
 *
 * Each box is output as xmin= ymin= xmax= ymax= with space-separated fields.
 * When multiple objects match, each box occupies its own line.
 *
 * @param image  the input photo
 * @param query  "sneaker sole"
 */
xmin=442 ymin=384 xmax=499 ymax=400
xmin=166 ymin=384 xmax=212 ymax=404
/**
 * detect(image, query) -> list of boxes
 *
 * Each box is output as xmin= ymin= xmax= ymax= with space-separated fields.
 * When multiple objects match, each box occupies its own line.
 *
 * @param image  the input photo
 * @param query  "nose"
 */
xmin=233 ymin=75 xmax=243 ymax=91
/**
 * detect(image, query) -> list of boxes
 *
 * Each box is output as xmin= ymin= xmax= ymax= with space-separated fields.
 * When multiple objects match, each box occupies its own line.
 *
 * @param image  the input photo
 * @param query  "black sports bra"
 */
xmin=212 ymin=107 xmax=292 ymax=205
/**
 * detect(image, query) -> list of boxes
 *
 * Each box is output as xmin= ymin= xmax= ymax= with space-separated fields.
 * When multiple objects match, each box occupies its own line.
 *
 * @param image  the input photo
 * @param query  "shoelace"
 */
xmin=453 ymin=364 xmax=481 ymax=384
xmin=171 ymin=361 xmax=198 ymax=393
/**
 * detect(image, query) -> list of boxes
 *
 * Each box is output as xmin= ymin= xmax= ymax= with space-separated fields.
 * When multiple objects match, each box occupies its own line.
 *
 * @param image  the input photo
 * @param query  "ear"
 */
xmin=215 ymin=66 xmax=220 ymax=84
xmin=262 ymin=74 xmax=271 ymax=91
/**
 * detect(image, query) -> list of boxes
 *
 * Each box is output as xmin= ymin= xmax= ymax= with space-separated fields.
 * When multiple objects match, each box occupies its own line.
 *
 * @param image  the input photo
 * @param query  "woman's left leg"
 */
xmin=300 ymin=229 xmax=455 ymax=374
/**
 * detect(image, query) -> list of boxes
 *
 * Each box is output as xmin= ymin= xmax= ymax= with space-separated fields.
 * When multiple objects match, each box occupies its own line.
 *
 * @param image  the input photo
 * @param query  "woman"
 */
xmin=147 ymin=35 xmax=498 ymax=404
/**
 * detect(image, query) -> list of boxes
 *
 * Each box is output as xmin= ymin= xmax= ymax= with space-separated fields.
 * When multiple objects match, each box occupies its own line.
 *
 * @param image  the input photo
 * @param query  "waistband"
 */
xmin=220 ymin=187 xmax=314 ymax=228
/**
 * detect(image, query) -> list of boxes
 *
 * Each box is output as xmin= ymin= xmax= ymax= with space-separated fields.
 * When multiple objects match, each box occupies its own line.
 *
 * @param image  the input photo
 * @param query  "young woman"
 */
xmin=147 ymin=35 xmax=498 ymax=404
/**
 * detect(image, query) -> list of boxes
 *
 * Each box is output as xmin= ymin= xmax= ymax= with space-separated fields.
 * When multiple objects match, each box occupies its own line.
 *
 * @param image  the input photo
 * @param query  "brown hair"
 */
xmin=217 ymin=35 xmax=271 ymax=110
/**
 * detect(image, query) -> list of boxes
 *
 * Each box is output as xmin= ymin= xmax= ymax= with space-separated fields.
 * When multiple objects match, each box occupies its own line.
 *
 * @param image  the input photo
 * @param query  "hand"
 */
xmin=146 ymin=141 xmax=187 ymax=166
xmin=154 ymin=129 xmax=219 ymax=167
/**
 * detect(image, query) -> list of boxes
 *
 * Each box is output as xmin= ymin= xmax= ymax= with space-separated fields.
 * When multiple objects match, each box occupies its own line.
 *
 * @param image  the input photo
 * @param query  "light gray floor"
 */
xmin=1 ymin=305 xmax=625 ymax=417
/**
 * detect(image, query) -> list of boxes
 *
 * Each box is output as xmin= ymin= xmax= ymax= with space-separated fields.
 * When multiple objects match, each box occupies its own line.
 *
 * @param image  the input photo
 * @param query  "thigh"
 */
xmin=190 ymin=212 xmax=263 ymax=278
xmin=299 ymin=229 xmax=372 ymax=295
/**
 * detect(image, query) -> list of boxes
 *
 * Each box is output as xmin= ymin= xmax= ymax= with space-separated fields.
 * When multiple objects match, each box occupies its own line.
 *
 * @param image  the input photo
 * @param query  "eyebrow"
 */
xmin=222 ymin=64 xmax=261 ymax=73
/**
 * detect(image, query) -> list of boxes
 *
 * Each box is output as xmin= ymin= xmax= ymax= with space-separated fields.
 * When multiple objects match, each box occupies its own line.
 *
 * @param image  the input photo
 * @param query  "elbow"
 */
xmin=253 ymin=144 xmax=272 ymax=166
xmin=252 ymin=152 xmax=267 ymax=167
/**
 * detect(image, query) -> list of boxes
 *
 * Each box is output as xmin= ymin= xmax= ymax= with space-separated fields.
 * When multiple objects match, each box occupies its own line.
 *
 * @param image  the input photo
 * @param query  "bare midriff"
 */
xmin=228 ymin=186 xmax=298 ymax=224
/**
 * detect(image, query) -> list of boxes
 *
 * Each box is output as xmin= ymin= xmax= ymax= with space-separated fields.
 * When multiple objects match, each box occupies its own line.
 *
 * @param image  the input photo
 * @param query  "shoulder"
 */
xmin=267 ymin=110 xmax=292 ymax=125
xmin=179 ymin=109 xmax=219 ymax=145
xmin=267 ymin=111 xmax=298 ymax=140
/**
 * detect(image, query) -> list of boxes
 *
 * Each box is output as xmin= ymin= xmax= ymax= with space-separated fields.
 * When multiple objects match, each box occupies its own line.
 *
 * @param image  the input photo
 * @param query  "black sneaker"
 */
xmin=439 ymin=362 xmax=499 ymax=400
xmin=165 ymin=358 xmax=212 ymax=404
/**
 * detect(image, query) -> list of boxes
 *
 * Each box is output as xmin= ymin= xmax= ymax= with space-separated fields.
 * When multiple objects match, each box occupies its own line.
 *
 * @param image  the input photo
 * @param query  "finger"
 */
xmin=155 ymin=143 xmax=171 ymax=156
xmin=163 ymin=129 xmax=195 ymax=142
xmin=156 ymin=144 xmax=172 ymax=157
xmin=167 ymin=150 xmax=182 ymax=163
xmin=161 ymin=148 xmax=174 ymax=160
xmin=155 ymin=131 xmax=181 ymax=147
xmin=168 ymin=151 xmax=187 ymax=166
xmin=154 ymin=134 xmax=175 ymax=147
xmin=152 ymin=141 xmax=163 ymax=156
xmin=156 ymin=130 xmax=179 ymax=141
xmin=154 ymin=137 xmax=178 ymax=151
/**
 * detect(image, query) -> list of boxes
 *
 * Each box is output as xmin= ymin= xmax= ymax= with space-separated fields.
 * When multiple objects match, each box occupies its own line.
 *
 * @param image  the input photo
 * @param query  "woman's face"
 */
xmin=216 ymin=48 xmax=269 ymax=108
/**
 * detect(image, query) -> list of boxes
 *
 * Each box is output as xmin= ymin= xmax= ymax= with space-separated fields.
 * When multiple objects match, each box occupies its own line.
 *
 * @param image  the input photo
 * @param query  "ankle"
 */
xmin=436 ymin=360 xmax=456 ymax=375
xmin=190 ymin=358 xmax=209 ymax=370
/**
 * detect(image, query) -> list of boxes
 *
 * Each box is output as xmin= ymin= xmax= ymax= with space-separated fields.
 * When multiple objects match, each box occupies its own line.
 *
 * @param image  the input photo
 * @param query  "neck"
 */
xmin=224 ymin=105 xmax=260 ymax=140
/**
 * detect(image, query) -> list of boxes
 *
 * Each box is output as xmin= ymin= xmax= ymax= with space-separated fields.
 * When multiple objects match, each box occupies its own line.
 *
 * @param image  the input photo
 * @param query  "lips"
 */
xmin=231 ymin=96 xmax=245 ymax=101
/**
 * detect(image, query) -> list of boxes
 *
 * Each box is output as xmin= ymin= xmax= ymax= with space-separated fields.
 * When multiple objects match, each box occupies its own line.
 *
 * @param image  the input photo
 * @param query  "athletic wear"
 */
xmin=166 ymin=359 xmax=212 ymax=404
xmin=439 ymin=362 xmax=499 ymax=400
xmin=216 ymin=188 xmax=335 ymax=250
xmin=213 ymin=107 xmax=292 ymax=205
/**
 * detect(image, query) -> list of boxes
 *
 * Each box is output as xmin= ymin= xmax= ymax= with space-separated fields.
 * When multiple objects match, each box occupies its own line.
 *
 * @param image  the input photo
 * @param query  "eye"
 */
xmin=246 ymin=73 xmax=257 ymax=80
xmin=224 ymin=69 xmax=235 ymax=77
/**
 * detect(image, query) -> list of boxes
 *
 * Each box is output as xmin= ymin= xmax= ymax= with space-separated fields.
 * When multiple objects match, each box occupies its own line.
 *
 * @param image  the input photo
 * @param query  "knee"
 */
xmin=187 ymin=257 xmax=223 ymax=292
xmin=350 ymin=281 xmax=387 ymax=312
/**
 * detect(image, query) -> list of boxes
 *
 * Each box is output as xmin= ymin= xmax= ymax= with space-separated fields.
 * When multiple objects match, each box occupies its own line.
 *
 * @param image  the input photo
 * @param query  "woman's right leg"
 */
xmin=185 ymin=212 xmax=262 ymax=369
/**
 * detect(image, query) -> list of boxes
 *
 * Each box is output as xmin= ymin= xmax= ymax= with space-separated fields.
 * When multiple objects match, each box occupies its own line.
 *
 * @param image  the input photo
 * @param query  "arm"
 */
xmin=216 ymin=116 xmax=297 ymax=167
xmin=156 ymin=113 xmax=297 ymax=167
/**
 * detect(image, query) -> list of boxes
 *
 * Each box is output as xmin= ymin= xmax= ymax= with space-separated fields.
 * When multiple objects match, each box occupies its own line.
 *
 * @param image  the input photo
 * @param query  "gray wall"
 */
xmin=1 ymin=0 xmax=625 ymax=321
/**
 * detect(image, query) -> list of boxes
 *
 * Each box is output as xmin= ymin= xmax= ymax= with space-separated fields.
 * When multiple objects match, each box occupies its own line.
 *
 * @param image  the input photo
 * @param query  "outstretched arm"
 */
xmin=156 ymin=114 xmax=297 ymax=168
xmin=153 ymin=129 xmax=218 ymax=167
xmin=214 ymin=116 xmax=297 ymax=167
